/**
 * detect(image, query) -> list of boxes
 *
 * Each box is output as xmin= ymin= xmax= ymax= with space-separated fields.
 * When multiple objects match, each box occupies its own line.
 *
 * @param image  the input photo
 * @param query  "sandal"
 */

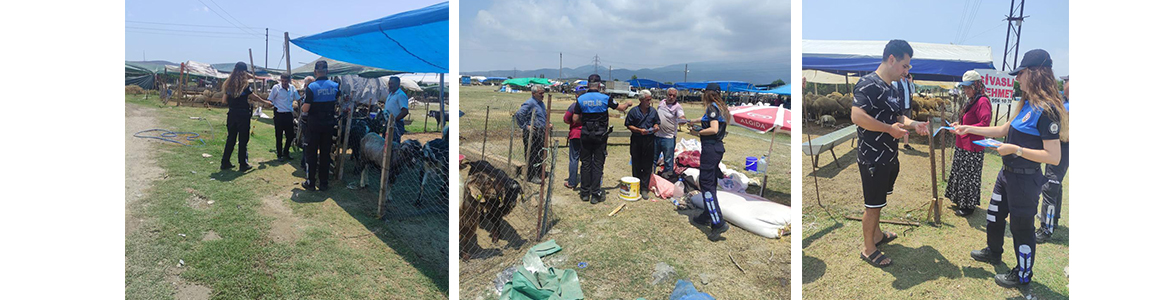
xmin=875 ymin=231 xmax=898 ymax=246
xmin=861 ymin=250 xmax=892 ymax=268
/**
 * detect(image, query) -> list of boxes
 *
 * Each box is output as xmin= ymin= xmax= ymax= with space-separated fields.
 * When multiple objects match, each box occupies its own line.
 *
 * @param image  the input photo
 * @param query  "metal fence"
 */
xmin=458 ymin=104 xmax=558 ymax=298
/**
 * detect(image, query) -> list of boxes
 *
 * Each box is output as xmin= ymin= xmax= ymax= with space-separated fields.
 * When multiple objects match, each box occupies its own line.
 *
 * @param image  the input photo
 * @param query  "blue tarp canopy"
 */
xmin=757 ymin=85 xmax=791 ymax=95
xmin=802 ymin=40 xmax=994 ymax=82
xmin=481 ymin=77 xmax=507 ymax=82
xmin=626 ymin=79 xmax=671 ymax=89
xmin=291 ymin=2 xmax=448 ymax=73
xmin=674 ymin=81 xmax=759 ymax=92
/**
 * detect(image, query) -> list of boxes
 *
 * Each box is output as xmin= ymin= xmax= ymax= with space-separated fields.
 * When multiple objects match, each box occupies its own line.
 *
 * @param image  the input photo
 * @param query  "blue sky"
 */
xmin=804 ymin=0 xmax=1069 ymax=77
xmin=125 ymin=0 xmax=445 ymax=67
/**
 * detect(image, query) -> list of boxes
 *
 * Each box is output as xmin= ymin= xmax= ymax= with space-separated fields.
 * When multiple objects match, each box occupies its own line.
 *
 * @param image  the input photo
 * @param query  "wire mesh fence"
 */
xmin=458 ymin=105 xmax=557 ymax=297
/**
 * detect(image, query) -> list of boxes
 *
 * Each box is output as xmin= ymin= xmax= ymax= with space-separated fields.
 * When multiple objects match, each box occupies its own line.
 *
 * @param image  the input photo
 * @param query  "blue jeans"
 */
xmin=392 ymin=119 xmax=406 ymax=143
xmin=566 ymin=138 xmax=581 ymax=187
xmin=654 ymin=137 xmax=676 ymax=173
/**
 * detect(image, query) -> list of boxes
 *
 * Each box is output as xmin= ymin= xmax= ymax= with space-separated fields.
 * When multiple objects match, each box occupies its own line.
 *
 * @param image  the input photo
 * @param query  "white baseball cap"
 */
xmin=956 ymin=70 xmax=982 ymax=87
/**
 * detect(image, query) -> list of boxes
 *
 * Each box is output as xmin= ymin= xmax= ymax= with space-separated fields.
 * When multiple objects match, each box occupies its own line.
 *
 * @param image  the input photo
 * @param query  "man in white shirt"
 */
xmin=268 ymin=73 xmax=299 ymax=160
xmin=383 ymin=76 xmax=410 ymax=143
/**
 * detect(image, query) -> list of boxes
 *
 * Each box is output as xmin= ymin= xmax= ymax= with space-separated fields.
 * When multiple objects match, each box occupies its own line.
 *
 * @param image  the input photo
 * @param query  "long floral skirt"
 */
xmin=945 ymin=147 xmax=985 ymax=209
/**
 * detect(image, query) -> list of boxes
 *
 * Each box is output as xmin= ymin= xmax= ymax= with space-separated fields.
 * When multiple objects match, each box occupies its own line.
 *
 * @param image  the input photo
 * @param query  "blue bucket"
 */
xmin=745 ymin=156 xmax=758 ymax=172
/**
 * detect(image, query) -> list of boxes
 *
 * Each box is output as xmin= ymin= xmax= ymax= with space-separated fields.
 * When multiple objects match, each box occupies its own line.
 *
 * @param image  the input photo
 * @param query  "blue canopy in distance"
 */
xmin=291 ymin=2 xmax=448 ymax=73
xmin=626 ymin=79 xmax=671 ymax=89
xmin=757 ymin=85 xmax=791 ymax=95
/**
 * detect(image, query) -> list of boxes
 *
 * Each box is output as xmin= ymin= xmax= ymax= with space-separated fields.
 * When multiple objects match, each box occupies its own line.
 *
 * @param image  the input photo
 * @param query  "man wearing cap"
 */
xmin=300 ymin=61 xmax=339 ymax=191
xmin=384 ymin=76 xmax=409 ymax=143
xmin=852 ymin=40 xmax=929 ymax=267
xmin=515 ymin=85 xmax=551 ymax=184
xmin=1036 ymin=75 xmax=1070 ymax=243
xmin=572 ymin=74 xmax=632 ymax=204
xmin=626 ymin=90 xmax=660 ymax=198
xmin=269 ymin=73 xmax=299 ymax=161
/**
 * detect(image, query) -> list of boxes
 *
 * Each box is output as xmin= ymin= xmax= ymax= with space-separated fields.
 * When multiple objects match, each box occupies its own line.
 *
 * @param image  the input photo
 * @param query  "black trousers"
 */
xmin=304 ymin=126 xmax=334 ymax=188
xmin=986 ymin=169 xmax=1044 ymax=284
xmin=274 ymin=112 xmax=295 ymax=157
xmin=1039 ymin=142 xmax=1070 ymax=234
xmin=578 ymin=138 xmax=607 ymax=196
xmin=221 ymin=115 xmax=250 ymax=167
xmin=629 ymin=134 xmax=655 ymax=191
xmin=695 ymin=141 xmax=726 ymax=228
xmin=523 ymin=129 xmax=546 ymax=181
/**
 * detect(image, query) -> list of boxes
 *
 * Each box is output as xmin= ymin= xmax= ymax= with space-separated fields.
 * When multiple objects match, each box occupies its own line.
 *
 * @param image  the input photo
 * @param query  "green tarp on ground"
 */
xmin=502 ymin=77 xmax=551 ymax=87
xmin=499 ymin=240 xmax=584 ymax=300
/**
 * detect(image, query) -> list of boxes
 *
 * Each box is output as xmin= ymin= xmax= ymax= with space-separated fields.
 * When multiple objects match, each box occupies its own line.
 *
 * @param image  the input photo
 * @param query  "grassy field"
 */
xmin=124 ymin=94 xmax=447 ymax=299
xmin=800 ymin=121 xmax=1070 ymax=300
xmin=458 ymin=85 xmax=791 ymax=299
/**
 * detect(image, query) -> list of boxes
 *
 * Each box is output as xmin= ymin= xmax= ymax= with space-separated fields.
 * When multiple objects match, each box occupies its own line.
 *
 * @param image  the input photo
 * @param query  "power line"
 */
xmin=126 ymin=26 xmax=256 ymax=36
xmin=126 ymin=20 xmax=262 ymax=29
xmin=206 ymin=0 xmax=263 ymax=36
xmin=126 ymin=30 xmax=257 ymax=40
xmin=193 ymin=0 xmax=261 ymax=37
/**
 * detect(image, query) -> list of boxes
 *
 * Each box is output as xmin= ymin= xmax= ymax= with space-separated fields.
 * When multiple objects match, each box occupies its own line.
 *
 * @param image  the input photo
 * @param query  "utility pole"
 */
xmin=265 ymin=28 xmax=269 ymax=71
xmin=592 ymin=54 xmax=601 ymax=75
xmin=684 ymin=64 xmax=688 ymax=82
xmin=996 ymin=0 xmax=1027 ymax=125
xmin=559 ymin=52 xmax=562 ymax=80
xmin=608 ymin=66 xmax=612 ymax=82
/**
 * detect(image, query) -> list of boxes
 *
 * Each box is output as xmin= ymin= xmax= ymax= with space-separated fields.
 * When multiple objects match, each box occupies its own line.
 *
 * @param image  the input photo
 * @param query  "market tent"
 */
xmin=626 ymin=79 xmax=671 ymax=89
xmin=125 ymin=63 xmax=156 ymax=89
xmin=674 ymin=81 xmax=758 ymax=92
xmin=802 ymin=39 xmax=994 ymax=81
xmin=290 ymin=2 xmax=448 ymax=73
xmin=470 ymin=76 xmax=487 ymax=81
xmin=211 ymin=63 xmax=287 ymax=76
xmin=502 ymin=77 xmax=551 ymax=86
xmin=181 ymin=61 xmax=228 ymax=79
xmin=757 ymin=85 xmax=791 ymax=95
xmin=802 ymin=69 xmax=956 ymax=89
xmin=289 ymin=57 xmax=404 ymax=79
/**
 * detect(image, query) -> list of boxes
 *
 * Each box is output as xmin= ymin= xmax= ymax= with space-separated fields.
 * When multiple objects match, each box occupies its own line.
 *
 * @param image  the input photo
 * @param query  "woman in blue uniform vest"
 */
xmin=688 ymin=83 xmax=730 ymax=241
xmin=954 ymin=49 xmax=1068 ymax=288
xmin=219 ymin=62 xmax=271 ymax=172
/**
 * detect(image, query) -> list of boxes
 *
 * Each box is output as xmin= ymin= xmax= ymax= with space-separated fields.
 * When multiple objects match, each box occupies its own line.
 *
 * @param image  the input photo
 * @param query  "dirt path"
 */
xmin=125 ymin=102 xmax=212 ymax=300
xmin=125 ymin=103 xmax=163 ymax=236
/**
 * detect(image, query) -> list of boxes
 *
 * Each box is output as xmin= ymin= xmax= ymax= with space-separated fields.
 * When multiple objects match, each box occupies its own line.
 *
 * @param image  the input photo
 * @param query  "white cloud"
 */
xmin=461 ymin=0 xmax=791 ymax=71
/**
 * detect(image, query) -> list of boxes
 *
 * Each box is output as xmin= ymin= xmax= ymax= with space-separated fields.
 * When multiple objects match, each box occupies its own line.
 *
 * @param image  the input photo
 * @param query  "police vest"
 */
xmin=577 ymin=92 xmax=611 ymax=141
xmin=307 ymin=80 xmax=339 ymax=125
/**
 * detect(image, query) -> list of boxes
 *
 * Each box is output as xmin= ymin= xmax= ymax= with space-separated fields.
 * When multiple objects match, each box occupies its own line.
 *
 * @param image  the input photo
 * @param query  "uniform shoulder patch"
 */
xmin=1049 ymin=122 xmax=1060 ymax=134
xmin=709 ymin=111 xmax=717 ymax=118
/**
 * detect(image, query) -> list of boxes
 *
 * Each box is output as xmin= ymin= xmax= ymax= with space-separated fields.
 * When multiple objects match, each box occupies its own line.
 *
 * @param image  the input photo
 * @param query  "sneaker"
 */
xmin=707 ymin=223 xmax=729 ymax=241
xmin=994 ymin=267 xmax=1030 ymax=287
xmin=590 ymin=192 xmax=603 ymax=204
xmin=239 ymin=164 xmax=253 ymax=172
xmin=318 ymin=183 xmax=330 ymax=191
xmin=220 ymin=163 xmax=235 ymax=170
xmin=1035 ymin=228 xmax=1052 ymax=244
xmin=970 ymin=247 xmax=1002 ymax=264
xmin=693 ymin=214 xmax=712 ymax=227
xmin=301 ymin=180 xmax=316 ymax=191
xmin=954 ymin=208 xmax=975 ymax=216
xmin=579 ymin=191 xmax=591 ymax=202
xmin=903 ymin=144 xmax=914 ymax=150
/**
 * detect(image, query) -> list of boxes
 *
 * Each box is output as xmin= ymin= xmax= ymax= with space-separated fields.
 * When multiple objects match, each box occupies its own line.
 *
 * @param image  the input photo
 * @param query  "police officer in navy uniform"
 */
xmin=300 ymin=61 xmax=339 ymax=191
xmin=571 ymin=74 xmax=630 ymax=204
xmin=1036 ymin=75 xmax=1070 ymax=243
xmin=220 ymin=62 xmax=272 ymax=172
xmin=688 ymin=83 xmax=734 ymax=241
xmin=956 ymin=49 xmax=1067 ymax=288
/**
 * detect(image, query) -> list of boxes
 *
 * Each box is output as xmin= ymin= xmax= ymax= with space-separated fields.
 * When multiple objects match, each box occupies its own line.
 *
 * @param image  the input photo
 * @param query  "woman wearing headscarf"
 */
xmin=947 ymin=70 xmax=992 ymax=216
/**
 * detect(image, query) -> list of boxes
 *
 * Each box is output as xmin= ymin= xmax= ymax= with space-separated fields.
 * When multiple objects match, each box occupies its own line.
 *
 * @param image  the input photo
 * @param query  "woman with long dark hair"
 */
xmin=688 ymin=83 xmax=730 ymax=241
xmin=947 ymin=70 xmax=992 ymax=216
xmin=219 ymin=62 xmax=271 ymax=171
xmin=955 ymin=49 xmax=1068 ymax=288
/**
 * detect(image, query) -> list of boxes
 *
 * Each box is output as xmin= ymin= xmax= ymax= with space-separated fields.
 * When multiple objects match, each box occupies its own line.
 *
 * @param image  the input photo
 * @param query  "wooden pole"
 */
xmin=423 ymin=101 xmax=430 ymax=133
xmin=927 ymin=121 xmax=941 ymax=224
xmin=844 ymin=215 xmax=921 ymax=226
xmin=481 ymin=107 xmax=490 ymax=162
xmin=377 ymin=120 xmax=397 ymax=219
xmin=508 ymin=110 xmax=515 ymax=168
xmin=336 ymin=107 xmax=354 ymax=181
xmin=439 ymin=73 xmax=446 ymax=128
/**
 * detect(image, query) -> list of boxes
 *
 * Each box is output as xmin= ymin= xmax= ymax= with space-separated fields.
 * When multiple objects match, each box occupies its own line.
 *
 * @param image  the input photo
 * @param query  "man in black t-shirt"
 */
xmin=852 ymin=40 xmax=929 ymax=267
